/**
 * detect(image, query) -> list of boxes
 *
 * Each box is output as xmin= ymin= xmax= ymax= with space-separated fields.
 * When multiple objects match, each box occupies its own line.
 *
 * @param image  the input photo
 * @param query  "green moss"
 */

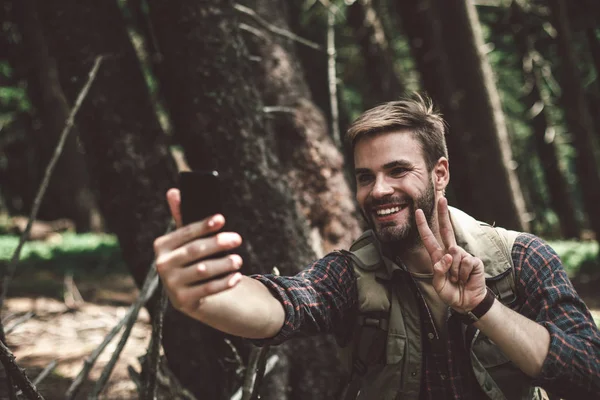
xmin=548 ymin=240 xmax=599 ymax=277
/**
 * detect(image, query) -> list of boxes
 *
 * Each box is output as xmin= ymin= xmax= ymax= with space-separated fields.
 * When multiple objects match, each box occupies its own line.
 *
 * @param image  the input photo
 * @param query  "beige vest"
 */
xmin=338 ymin=207 xmax=541 ymax=400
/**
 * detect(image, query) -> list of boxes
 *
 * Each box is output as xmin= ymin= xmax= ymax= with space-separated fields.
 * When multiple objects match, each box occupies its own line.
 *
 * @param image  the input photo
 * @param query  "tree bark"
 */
xmin=35 ymin=0 xmax=177 ymax=289
xmin=243 ymin=0 xmax=362 ymax=254
xmin=549 ymin=0 xmax=600 ymax=242
xmin=395 ymin=0 xmax=530 ymax=231
xmin=146 ymin=0 xmax=345 ymax=398
xmin=510 ymin=2 xmax=579 ymax=239
xmin=346 ymin=0 xmax=405 ymax=107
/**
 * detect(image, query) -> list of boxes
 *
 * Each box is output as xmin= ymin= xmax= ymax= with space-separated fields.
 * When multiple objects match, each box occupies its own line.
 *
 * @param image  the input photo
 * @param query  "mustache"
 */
xmin=368 ymin=196 xmax=414 ymax=208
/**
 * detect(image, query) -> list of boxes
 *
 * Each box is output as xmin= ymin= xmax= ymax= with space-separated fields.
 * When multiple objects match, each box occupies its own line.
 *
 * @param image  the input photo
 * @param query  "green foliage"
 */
xmin=0 ymin=233 xmax=126 ymax=276
xmin=548 ymin=240 xmax=599 ymax=277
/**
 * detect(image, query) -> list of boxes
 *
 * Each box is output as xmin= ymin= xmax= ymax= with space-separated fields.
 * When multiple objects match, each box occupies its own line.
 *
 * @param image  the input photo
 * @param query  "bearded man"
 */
xmin=154 ymin=95 xmax=600 ymax=399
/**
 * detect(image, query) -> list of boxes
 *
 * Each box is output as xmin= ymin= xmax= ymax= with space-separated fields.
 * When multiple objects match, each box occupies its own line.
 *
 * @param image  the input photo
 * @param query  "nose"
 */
xmin=372 ymin=176 xmax=394 ymax=199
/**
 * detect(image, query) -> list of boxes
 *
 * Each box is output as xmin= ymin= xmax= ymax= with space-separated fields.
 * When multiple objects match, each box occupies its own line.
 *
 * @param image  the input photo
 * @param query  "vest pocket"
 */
xmin=385 ymin=333 xmax=406 ymax=365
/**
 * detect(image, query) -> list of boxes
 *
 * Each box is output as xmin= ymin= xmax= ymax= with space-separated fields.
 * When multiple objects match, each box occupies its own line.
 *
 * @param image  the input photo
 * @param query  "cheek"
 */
xmin=356 ymin=188 xmax=368 ymax=209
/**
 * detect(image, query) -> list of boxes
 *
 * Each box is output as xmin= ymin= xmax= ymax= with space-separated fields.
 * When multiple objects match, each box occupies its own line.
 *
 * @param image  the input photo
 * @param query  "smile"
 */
xmin=374 ymin=204 xmax=407 ymax=217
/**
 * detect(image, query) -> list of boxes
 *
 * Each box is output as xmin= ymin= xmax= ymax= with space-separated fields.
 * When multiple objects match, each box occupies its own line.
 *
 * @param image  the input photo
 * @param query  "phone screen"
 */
xmin=179 ymin=170 xmax=222 ymax=226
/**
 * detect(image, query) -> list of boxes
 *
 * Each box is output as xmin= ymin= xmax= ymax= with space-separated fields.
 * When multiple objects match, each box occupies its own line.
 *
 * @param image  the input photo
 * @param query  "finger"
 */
xmin=448 ymin=246 xmax=462 ymax=283
xmin=416 ymin=208 xmax=444 ymax=263
xmin=175 ymin=272 xmax=242 ymax=312
xmin=167 ymin=188 xmax=183 ymax=228
xmin=437 ymin=197 xmax=457 ymax=249
xmin=154 ymin=214 xmax=226 ymax=257
xmin=157 ymin=231 xmax=242 ymax=270
xmin=432 ymin=253 xmax=452 ymax=293
xmin=177 ymin=254 xmax=243 ymax=286
xmin=458 ymin=254 xmax=475 ymax=284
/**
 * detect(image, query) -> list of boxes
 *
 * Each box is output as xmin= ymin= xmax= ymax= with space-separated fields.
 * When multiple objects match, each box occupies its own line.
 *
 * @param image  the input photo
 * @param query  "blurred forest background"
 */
xmin=0 ymin=0 xmax=598 ymax=398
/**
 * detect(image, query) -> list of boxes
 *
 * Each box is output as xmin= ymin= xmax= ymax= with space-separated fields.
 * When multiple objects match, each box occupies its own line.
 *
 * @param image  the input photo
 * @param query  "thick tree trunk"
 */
xmin=346 ymin=0 xmax=405 ymax=107
xmin=36 ymin=0 xmax=177 ymax=288
xmin=510 ymin=2 xmax=579 ymax=239
xmin=244 ymin=0 xmax=362 ymax=254
xmin=11 ymin=0 xmax=101 ymax=232
xmin=396 ymin=0 xmax=530 ymax=231
xmin=549 ymin=0 xmax=600 ymax=242
xmin=147 ymin=0 xmax=344 ymax=398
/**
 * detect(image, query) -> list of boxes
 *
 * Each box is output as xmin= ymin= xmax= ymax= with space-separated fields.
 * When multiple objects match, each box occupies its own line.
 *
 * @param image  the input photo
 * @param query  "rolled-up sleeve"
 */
xmin=513 ymin=234 xmax=600 ymax=398
xmin=250 ymin=252 xmax=357 ymax=346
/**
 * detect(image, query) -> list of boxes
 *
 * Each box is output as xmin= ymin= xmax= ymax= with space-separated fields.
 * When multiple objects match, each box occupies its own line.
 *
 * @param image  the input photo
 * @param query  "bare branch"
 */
xmin=65 ymin=260 xmax=160 ymax=400
xmin=5 ymin=312 xmax=35 ymax=335
xmin=0 ymin=55 xmax=104 ymax=311
xmin=0 ymin=339 xmax=44 ymax=400
xmin=142 ymin=284 xmax=168 ymax=399
xmin=233 ymin=3 xmax=323 ymax=52
xmin=326 ymin=7 xmax=341 ymax=148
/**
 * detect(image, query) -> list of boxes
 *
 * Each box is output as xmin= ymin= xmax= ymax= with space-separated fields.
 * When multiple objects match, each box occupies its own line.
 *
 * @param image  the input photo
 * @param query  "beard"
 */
xmin=364 ymin=181 xmax=436 ymax=251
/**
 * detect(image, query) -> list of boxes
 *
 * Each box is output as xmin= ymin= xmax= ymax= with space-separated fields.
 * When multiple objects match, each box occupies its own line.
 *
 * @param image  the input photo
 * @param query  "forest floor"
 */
xmin=4 ymin=268 xmax=600 ymax=400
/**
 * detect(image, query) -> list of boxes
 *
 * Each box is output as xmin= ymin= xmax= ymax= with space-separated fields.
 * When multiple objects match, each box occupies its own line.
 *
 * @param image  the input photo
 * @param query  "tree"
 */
xmin=510 ymin=1 xmax=579 ymax=238
xmin=548 ymin=0 xmax=600 ymax=242
xmin=395 ymin=0 xmax=530 ymax=231
xmin=146 ymin=0 xmax=345 ymax=397
xmin=35 ymin=0 xmax=177 ymax=291
xmin=346 ymin=0 xmax=406 ymax=108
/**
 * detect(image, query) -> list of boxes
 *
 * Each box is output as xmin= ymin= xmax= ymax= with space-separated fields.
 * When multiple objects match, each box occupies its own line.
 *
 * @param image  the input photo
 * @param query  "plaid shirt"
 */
xmin=252 ymin=233 xmax=600 ymax=399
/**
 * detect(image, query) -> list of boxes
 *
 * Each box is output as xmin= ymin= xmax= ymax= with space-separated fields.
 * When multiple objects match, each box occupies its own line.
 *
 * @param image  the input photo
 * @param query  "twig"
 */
xmin=247 ymin=346 xmax=270 ymax=400
xmin=0 ymin=339 xmax=44 ymax=400
xmin=0 ymin=55 xmax=104 ymax=312
xmin=233 ymin=3 xmax=323 ymax=52
xmin=232 ymin=354 xmax=279 ymax=400
xmin=15 ymin=360 xmax=58 ymax=396
xmin=326 ymin=7 xmax=341 ymax=148
xmin=5 ymin=312 xmax=35 ymax=335
xmin=142 ymin=283 xmax=167 ymax=400
xmin=224 ymin=338 xmax=245 ymax=380
xmin=65 ymin=266 xmax=159 ymax=400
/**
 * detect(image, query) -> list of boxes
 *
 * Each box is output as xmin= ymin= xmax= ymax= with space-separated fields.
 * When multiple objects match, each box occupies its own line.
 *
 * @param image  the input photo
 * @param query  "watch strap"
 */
xmin=455 ymin=288 xmax=496 ymax=325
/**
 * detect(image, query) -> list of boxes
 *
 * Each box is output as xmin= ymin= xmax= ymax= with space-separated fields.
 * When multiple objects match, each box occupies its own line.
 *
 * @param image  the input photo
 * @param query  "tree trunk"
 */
xmin=346 ymin=0 xmax=405 ymax=107
xmin=146 ymin=0 xmax=344 ymax=398
xmin=549 ymin=0 xmax=600 ymax=242
xmin=243 ymin=0 xmax=362 ymax=254
xmin=35 ymin=0 xmax=177 ymax=289
xmin=396 ymin=0 xmax=530 ymax=231
xmin=11 ymin=0 xmax=101 ymax=232
xmin=510 ymin=2 xmax=580 ymax=239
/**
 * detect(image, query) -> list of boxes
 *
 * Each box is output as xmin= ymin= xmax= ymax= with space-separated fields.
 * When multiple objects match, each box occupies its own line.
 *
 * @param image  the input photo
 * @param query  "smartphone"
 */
xmin=179 ymin=171 xmax=231 ymax=284
xmin=179 ymin=170 xmax=222 ymax=227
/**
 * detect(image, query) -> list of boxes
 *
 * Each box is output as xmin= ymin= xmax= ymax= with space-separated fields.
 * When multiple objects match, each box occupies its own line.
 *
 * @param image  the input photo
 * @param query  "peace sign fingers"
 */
xmin=437 ymin=197 xmax=457 ymax=249
xmin=416 ymin=208 xmax=445 ymax=263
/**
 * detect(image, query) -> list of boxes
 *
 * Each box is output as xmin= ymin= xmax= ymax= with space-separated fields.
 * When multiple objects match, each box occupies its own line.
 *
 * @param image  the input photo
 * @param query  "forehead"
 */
xmin=353 ymin=130 xmax=425 ymax=169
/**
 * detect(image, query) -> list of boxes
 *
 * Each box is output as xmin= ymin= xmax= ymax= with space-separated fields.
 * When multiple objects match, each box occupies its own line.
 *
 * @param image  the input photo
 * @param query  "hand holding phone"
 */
xmin=179 ymin=170 xmax=222 ymax=227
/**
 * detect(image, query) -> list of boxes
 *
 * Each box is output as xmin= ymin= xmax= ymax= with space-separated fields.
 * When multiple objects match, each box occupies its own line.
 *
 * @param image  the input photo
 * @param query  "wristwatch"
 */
xmin=454 ymin=288 xmax=496 ymax=325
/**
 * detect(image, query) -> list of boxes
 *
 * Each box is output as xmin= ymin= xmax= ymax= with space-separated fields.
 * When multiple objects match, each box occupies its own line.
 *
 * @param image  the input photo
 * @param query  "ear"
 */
xmin=432 ymin=157 xmax=449 ymax=192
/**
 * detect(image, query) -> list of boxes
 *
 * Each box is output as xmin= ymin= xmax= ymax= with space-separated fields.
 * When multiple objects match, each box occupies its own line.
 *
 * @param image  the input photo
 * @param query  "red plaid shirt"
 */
xmin=252 ymin=233 xmax=600 ymax=399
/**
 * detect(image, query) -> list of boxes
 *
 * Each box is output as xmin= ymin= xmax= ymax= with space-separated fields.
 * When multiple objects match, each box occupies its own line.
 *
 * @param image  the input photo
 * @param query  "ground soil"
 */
xmin=3 ymin=269 xmax=600 ymax=400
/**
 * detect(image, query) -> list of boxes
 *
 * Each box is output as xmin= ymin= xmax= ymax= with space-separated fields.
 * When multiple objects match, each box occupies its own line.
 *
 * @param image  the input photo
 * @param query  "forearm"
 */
xmin=474 ymin=299 xmax=550 ymax=377
xmin=194 ymin=276 xmax=285 ymax=339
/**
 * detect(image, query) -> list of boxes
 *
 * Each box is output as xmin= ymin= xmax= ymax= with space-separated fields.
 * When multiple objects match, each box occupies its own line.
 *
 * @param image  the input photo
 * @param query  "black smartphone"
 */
xmin=179 ymin=170 xmax=222 ymax=227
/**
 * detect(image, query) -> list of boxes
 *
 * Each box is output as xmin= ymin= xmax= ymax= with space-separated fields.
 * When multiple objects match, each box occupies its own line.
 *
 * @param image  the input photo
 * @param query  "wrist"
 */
xmin=453 ymin=288 xmax=496 ymax=325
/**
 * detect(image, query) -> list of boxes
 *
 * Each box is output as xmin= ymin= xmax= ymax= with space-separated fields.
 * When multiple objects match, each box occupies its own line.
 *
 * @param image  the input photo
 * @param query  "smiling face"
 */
xmin=354 ymin=130 xmax=446 ymax=249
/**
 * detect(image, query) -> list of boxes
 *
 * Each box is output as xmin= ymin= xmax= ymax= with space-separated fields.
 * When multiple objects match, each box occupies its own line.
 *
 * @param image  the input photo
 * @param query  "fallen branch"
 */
xmin=0 ymin=339 xmax=44 ymax=400
xmin=15 ymin=360 xmax=57 ymax=397
xmin=142 ymin=283 xmax=168 ymax=399
xmin=65 ymin=264 xmax=159 ymax=400
xmin=5 ymin=312 xmax=35 ymax=335
xmin=0 ymin=55 xmax=104 ymax=311
xmin=233 ymin=3 xmax=323 ymax=52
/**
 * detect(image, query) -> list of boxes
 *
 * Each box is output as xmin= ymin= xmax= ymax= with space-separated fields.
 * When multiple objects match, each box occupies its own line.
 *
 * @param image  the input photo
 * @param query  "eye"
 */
xmin=390 ymin=167 xmax=408 ymax=177
xmin=356 ymin=173 xmax=374 ymax=185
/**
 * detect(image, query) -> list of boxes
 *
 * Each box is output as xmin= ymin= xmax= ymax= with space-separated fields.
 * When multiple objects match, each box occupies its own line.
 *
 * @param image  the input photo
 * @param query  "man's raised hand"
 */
xmin=154 ymin=188 xmax=243 ymax=316
xmin=415 ymin=197 xmax=487 ymax=313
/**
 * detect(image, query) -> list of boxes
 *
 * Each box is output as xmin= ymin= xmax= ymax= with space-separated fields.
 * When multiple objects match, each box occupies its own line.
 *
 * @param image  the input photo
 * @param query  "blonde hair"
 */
xmin=345 ymin=94 xmax=448 ymax=170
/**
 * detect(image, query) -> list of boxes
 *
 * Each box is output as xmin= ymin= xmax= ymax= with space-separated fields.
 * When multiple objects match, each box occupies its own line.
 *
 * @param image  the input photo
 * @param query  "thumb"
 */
xmin=166 ymin=188 xmax=183 ymax=228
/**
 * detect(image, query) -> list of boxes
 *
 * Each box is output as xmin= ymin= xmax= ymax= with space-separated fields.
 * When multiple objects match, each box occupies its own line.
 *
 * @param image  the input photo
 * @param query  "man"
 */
xmin=154 ymin=95 xmax=600 ymax=399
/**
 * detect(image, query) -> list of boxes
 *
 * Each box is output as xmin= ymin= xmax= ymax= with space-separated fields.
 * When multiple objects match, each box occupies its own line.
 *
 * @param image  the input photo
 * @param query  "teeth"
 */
xmin=376 ymin=206 xmax=401 ymax=216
